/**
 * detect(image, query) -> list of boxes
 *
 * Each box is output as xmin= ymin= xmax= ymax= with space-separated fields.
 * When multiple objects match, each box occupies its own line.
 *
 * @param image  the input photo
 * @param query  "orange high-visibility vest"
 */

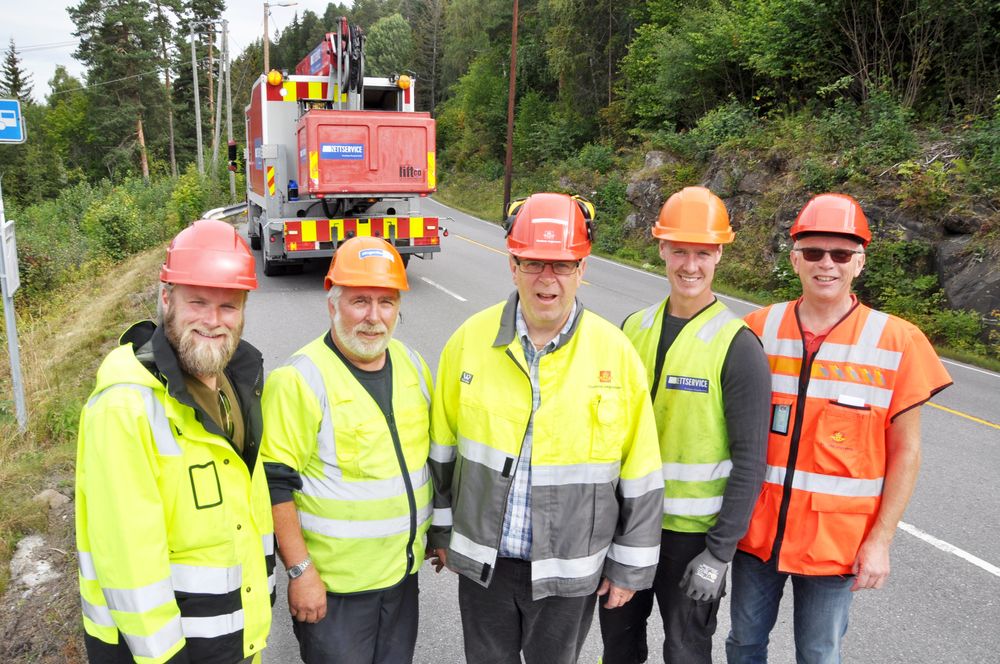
xmin=740 ymin=299 xmax=951 ymax=575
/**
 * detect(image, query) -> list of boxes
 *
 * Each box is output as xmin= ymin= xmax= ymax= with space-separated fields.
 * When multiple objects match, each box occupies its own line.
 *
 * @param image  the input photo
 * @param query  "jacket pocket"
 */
xmin=590 ymin=393 xmax=625 ymax=462
xmin=806 ymin=492 xmax=878 ymax=569
xmin=813 ymin=402 xmax=873 ymax=477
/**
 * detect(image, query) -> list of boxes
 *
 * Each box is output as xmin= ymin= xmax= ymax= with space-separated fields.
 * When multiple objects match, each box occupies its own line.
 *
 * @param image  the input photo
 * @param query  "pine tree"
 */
xmin=0 ymin=38 xmax=34 ymax=103
xmin=69 ymin=0 xmax=164 ymax=180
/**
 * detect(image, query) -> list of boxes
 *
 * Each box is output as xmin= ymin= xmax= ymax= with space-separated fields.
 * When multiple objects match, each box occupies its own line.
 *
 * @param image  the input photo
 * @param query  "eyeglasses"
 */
xmin=217 ymin=389 xmax=235 ymax=439
xmin=792 ymin=247 xmax=864 ymax=264
xmin=514 ymin=258 xmax=580 ymax=275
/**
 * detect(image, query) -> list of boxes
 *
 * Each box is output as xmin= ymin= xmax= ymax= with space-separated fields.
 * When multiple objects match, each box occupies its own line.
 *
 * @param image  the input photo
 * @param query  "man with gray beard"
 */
xmin=260 ymin=236 xmax=434 ymax=664
xmin=75 ymin=219 xmax=275 ymax=663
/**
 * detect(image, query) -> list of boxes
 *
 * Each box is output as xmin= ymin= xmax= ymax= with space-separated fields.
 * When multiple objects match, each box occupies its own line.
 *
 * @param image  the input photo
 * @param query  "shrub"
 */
xmin=81 ymin=190 xmax=149 ymax=260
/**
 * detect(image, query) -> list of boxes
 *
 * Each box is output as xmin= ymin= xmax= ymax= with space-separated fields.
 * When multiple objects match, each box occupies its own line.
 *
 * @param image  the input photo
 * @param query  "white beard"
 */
xmin=332 ymin=308 xmax=395 ymax=361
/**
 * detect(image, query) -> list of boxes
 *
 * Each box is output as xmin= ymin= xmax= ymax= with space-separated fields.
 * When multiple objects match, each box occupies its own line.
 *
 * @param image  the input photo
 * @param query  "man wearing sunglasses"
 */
xmin=428 ymin=192 xmax=662 ymax=664
xmin=726 ymin=193 xmax=952 ymax=664
xmin=76 ymin=219 xmax=275 ymax=663
xmin=599 ymin=187 xmax=771 ymax=664
xmin=260 ymin=237 xmax=433 ymax=664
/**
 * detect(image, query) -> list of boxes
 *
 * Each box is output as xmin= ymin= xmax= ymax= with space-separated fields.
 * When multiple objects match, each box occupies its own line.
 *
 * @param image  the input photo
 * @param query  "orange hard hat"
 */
xmin=160 ymin=219 xmax=257 ymax=290
xmin=790 ymin=193 xmax=871 ymax=247
xmin=324 ymin=236 xmax=409 ymax=291
xmin=653 ymin=187 xmax=734 ymax=244
xmin=505 ymin=192 xmax=594 ymax=260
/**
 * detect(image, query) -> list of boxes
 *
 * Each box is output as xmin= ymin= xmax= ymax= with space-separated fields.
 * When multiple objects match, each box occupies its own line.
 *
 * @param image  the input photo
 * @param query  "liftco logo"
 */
xmin=399 ymin=164 xmax=424 ymax=178
xmin=460 ymin=371 xmax=474 ymax=384
xmin=665 ymin=375 xmax=709 ymax=393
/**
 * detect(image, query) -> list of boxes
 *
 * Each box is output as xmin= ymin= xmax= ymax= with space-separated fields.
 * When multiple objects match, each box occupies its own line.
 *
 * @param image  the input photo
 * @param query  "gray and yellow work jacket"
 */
xmin=260 ymin=335 xmax=434 ymax=594
xmin=429 ymin=294 xmax=663 ymax=599
xmin=622 ymin=299 xmax=746 ymax=533
xmin=76 ymin=321 xmax=275 ymax=664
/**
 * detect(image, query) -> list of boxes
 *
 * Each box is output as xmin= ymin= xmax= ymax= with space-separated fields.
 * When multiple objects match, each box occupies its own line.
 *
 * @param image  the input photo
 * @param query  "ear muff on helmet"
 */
xmin=504 ymin=197 xmax=528 ymax=237
xmin=572 ymin=195 xmax=596 ymax=243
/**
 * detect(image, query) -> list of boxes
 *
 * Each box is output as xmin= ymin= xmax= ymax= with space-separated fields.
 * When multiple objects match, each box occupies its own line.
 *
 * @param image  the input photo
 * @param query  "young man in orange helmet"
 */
xmin=260 ymin=236 xmax=434 ymax=664
xmin=427 ymin=192 xmax=663 ymax=664
xmin=599 ymin=187 xmax=771 ymax=664
xmin=76 ymin=219 xmax=275 ymax=663
xmin=726 ymin=193 xmax=952 ymax=663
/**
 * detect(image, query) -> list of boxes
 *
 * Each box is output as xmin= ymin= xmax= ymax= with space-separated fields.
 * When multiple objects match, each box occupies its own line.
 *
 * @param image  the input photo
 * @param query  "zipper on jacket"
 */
xmin=490 ymin=347 xmax=534 ymax=575
xmin=386 ymin=410 xmax=418 ymax=578
xmin=770 ymin=333 xmax=816 ymax=565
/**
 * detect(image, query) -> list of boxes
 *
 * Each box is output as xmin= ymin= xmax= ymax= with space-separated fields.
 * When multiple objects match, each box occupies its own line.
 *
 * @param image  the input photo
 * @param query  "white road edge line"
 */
xmin=898 ymin=521 xmax=1000 ymax=578
xmin=421 ymin=277 xmax=467 ymax=302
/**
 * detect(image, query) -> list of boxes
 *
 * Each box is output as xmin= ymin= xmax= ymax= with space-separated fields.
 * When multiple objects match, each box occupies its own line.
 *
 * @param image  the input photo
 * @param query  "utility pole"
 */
xmin=212 ymin=23 xmax=225 ymax=173
xmin=502 ymin=0 xmax=520 ymax=219
xmin=263 ymin=2 xmax=298 ymax=73
xmin=224 ymin=20 xmax=237 ymax=201
xmin=190 ymin=21 xmax=204 ymax=175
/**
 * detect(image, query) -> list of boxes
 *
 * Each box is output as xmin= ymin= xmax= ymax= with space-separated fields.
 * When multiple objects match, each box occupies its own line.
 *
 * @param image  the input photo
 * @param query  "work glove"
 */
xmin=679 ymin=548 xmax=728 ymax=602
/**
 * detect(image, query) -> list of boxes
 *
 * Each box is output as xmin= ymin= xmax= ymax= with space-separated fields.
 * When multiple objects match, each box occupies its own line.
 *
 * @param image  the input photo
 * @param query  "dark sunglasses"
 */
xmin=792 ymin=247 xmax=863 ymax=264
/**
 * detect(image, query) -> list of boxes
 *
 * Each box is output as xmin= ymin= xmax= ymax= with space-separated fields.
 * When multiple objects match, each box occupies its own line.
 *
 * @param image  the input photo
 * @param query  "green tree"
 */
xmin=410 ymin=0 xmax=447 ymax=112
xmin=366 ymin=13 xmax=415 ymax=76
xmin=69 ymin=0 xmax=165 ymax=180
xmin=0 ymin=38 xmax=34 ymax=103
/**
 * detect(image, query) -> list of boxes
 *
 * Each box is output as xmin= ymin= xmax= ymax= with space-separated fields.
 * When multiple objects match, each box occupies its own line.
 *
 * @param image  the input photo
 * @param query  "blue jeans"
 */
xmin=726 ymin=551 xmax=854 ymax=664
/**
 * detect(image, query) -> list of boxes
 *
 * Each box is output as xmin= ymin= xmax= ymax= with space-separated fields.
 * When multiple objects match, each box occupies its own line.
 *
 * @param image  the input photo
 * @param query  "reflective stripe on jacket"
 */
xmin=623 ymin=299 xmax=746 ymax=532
xmin=260 ymin=335 xmax=433 ymax=594
xmin=76 ymin=325 xmax=275 ymax=664
xmin=429 ymin=294 xmax=663 ymax=600
xmin=741 ymin=300 xmax=952 ymax=575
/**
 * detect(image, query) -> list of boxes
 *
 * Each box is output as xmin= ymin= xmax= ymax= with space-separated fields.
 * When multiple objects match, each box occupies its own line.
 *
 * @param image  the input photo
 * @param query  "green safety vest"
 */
xmin=623 ymin=299 xmax=746 ymax=532
xmin=261 ymin=335 xmax=433 ymax=594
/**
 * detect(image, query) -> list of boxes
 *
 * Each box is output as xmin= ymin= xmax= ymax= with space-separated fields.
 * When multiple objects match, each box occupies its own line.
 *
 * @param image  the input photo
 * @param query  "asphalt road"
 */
xmin=240 ymin=198 xmax=1000 ymax=663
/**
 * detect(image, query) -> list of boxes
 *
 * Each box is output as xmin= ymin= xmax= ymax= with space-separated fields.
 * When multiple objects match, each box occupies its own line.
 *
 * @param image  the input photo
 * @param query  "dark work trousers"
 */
xmin=458 ymin=557 xmax=598 ymax=664
xmin=600 ymin=530 xmax=721 ymax=664
xmin=292 ymin=572 xmax=419 ymax=664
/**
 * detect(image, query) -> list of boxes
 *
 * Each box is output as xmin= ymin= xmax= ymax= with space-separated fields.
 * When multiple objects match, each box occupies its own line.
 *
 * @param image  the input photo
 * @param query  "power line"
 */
xmin=47 ymin=56 xmax=216 ymax=96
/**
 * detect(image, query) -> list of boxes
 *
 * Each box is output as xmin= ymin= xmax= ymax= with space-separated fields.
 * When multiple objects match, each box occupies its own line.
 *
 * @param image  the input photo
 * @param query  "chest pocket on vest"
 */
xmin=813 ymin=402 xmax=874 ymax=478
xmin=189 ymin=462 xmax=223 ymax=509
xmin=590 ymin=393 xmax=625 ymax=462
xmin=336 ymin=418 xmax=401 ymax=480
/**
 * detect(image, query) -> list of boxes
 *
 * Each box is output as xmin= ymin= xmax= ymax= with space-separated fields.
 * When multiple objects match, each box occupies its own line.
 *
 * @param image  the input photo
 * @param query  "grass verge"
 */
xmin=0 ymin=247 xmax=163 ymax=594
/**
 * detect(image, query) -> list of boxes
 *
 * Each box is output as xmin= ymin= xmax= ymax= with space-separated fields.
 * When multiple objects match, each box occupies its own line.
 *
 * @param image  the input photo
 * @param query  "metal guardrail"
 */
xmin=204 ymin=202 xmax=248 ymax=220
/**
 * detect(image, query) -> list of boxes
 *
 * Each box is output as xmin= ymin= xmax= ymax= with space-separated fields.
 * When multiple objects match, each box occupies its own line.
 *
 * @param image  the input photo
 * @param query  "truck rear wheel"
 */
xmin=249 ymin=224 xmax=262 ymax=251
xmin=262 ymin=255 xmax=283 ymax=276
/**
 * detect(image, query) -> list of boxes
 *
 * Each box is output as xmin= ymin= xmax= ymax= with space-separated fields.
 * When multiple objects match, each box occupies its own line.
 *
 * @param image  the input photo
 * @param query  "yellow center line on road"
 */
xmin=452 ymin=233 xmax=592 ymax=286
xmin=927 ymin=402 xmax=999 ymax=430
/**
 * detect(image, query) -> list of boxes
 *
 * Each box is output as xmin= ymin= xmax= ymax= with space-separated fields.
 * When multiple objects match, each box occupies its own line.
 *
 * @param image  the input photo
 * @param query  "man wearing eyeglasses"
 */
xmin=427 ymin=192 xmax=663 ymax=664
xmin=599 ymin=187 xmax=771 ymax=664
xmin=726 ymin=193 xmax=952 ymax=664
xmin=76 ymin=219 xmax=274 ymax=663
xmin=260 ymin=237 xmax=433 ymax=664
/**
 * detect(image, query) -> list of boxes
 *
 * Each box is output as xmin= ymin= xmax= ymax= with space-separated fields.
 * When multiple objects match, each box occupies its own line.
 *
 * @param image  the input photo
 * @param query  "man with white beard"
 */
xmin=76 ymin=219 xmax=275 ymax=663
xmin=260 ymin=236 xmax=434 ymax=664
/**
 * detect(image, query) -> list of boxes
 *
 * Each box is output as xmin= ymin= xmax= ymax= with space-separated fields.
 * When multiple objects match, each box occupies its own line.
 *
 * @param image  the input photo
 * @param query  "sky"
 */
xmin=3 ymin=1 xmax=339 ymax=103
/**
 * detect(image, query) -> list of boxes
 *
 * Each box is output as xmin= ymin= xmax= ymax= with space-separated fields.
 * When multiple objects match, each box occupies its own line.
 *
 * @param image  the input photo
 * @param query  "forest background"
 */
xmin=0 ymin=0 xmax=998 ymax=629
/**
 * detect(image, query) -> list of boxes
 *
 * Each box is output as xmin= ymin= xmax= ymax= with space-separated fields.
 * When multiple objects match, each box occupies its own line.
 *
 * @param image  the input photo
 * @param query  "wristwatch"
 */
xmin=287 ymin=557 xmax=312 ymax=579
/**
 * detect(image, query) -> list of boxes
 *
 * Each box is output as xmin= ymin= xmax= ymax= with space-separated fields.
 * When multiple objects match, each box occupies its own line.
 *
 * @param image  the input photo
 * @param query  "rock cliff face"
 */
xmin=624 ymin=151 xmax=1000 ymax=319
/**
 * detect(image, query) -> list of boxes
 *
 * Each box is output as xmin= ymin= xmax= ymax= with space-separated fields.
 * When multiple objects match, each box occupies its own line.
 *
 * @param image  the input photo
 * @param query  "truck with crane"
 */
xmin=244 ymin=17 xmax=441 ymax=275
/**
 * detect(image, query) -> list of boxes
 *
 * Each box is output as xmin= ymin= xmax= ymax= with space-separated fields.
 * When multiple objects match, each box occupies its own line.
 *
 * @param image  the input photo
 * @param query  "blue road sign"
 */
xmin=0 ymin=99 xmax=26 ymax=144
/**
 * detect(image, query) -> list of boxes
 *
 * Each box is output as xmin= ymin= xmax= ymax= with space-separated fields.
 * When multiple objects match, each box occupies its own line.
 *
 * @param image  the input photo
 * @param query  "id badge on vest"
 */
xmin=771 ymin=403 xmax=792 ymax=435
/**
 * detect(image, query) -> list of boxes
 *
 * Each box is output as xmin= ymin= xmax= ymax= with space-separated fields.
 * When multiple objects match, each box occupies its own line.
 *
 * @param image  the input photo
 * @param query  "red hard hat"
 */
xmin=790 ymin=193 xmax=871 ymax=247
xmin=653 ymin=187 xmax=734 ymax=244
xmin=505 ymin=192 xmax=593 ymax=261
xmin=324 ymin=236 xmax=409 ymax=291
xmin=160 ymin=219 xmax=258 ymax=290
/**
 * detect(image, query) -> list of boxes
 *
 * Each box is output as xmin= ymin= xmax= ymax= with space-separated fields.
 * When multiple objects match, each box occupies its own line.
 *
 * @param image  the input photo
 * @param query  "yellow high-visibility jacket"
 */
xmin=76 ymin=321 xmax=275 ymax=664
xmin=429 ymin=294 xmax=663 ymax=599
xmin=261 ymin=334 xmax=433 ymax=594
